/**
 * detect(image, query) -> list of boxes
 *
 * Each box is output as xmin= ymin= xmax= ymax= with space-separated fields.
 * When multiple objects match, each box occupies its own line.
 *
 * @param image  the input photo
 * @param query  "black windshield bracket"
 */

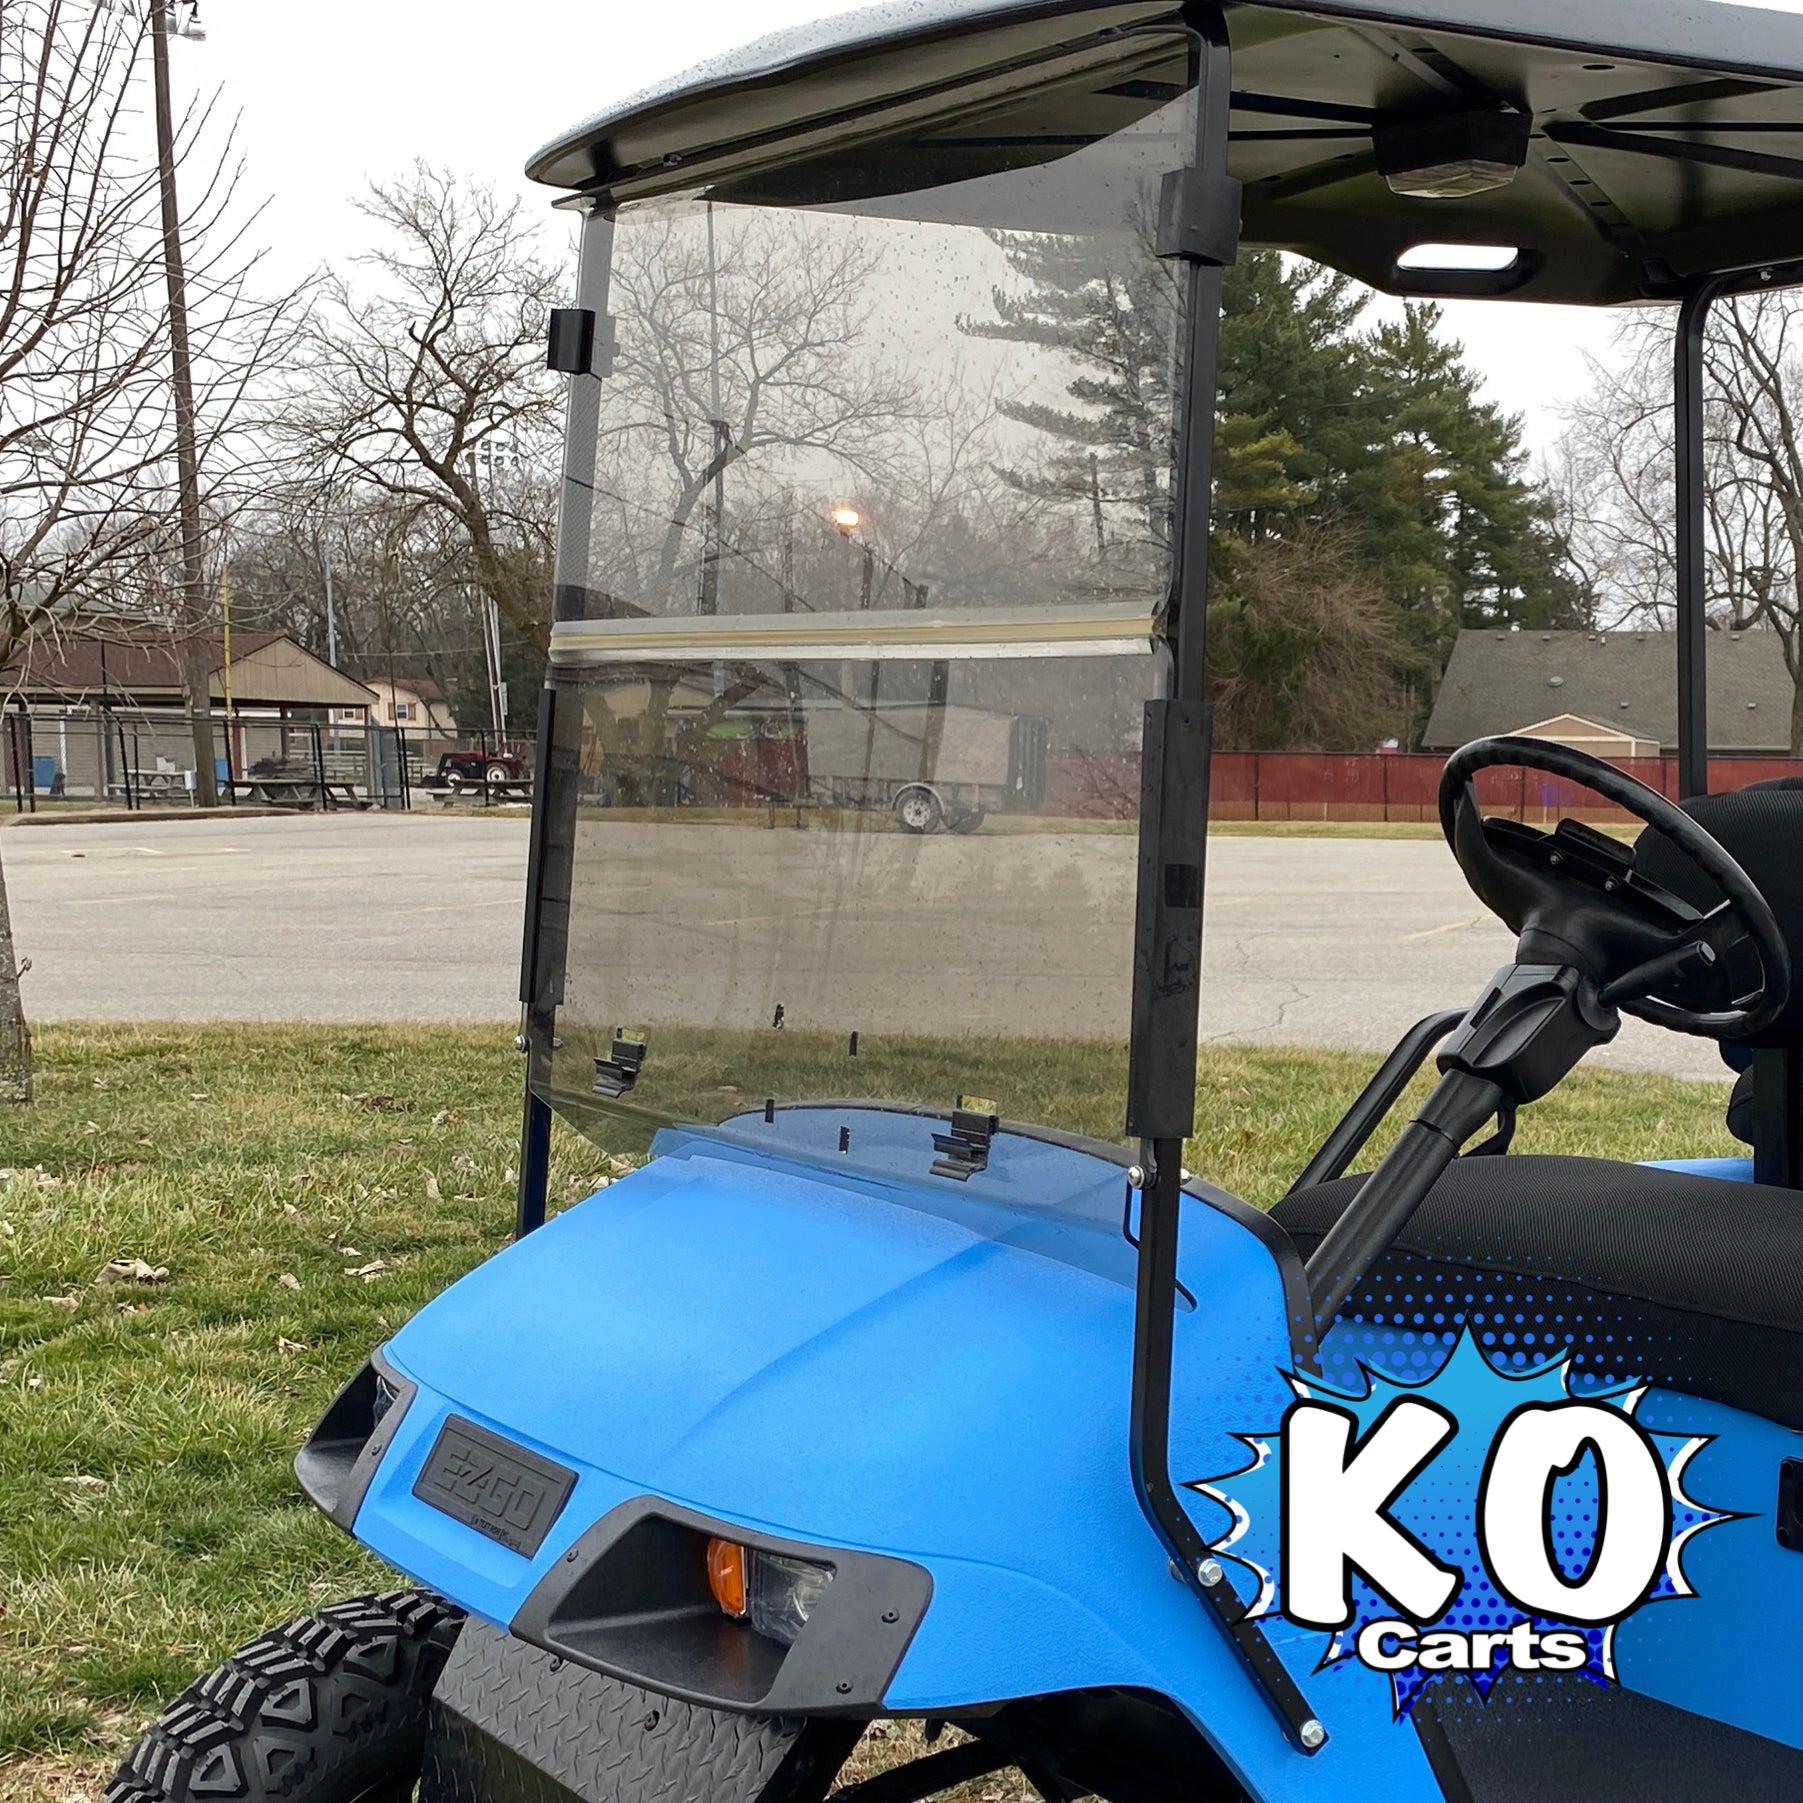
xmin=1155 ymin=166 xmax=1243 ymax=265
xmin=547 ymin=307 xmax=618 ymax=377
xmin=930 ymin=1098 xmax=998 ymax=1181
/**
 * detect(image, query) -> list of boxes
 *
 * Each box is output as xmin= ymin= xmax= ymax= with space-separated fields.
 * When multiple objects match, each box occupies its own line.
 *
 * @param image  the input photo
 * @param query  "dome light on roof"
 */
xmin=1374 ymin=110 xmax=1531 ymax=200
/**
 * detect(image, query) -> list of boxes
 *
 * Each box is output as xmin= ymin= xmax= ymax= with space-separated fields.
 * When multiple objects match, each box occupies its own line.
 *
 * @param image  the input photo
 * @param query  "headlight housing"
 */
xmin=708 ymin=1537 xmax=832 ymax=1646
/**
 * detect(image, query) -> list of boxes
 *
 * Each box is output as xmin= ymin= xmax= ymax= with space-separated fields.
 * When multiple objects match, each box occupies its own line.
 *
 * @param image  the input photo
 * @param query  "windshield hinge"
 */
xmin=931 ymin=1097 xmax=998 ymax=1181
xmin=592 ymin=1030 xmax=647 ymax=1098
xmin=1155 ymin=168 xmax=1242 ymax=266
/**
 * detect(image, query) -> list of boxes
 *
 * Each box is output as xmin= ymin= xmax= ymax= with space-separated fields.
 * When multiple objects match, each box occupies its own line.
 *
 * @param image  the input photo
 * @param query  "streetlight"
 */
xmin=98 ymin=2 xmax=215 ymax=799
xmin=469 ymin=440 xmax=514 ymax=744
xmin=830 ymin=505 xmax=862 ymax=535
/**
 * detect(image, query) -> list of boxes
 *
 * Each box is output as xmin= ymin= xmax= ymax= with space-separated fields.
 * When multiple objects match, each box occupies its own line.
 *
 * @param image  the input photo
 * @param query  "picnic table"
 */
xmin=421 ymin=777 xmax=533 ymax=807
xmin=222 ymin=775 xmax=370 ymax=810
xmin=107 ymin=768 xmax=194 ymax=804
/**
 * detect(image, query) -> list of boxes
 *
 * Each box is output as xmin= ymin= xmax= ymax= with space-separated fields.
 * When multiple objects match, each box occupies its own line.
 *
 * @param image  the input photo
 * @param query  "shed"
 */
xmin=1512 ymin=714 xmax=1661 ymax=760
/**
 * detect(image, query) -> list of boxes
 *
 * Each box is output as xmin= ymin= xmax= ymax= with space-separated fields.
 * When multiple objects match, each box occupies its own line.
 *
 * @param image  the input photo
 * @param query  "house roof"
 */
xmin=380 ymin=675 xmax=447 ymax=703
xmin=4 ymin=629 xmax=377 ymax=712
xmin=530 ymin=0 xmax=1803 ymax=304
xmin=1424 ymin=628 xmax=1797 ymax=753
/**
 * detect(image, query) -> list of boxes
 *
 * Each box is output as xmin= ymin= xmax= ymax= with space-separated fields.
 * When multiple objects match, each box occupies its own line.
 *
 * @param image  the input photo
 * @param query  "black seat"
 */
xmin=1273 ymin=1154 xmax=1803 ymax=1427
xmin=1635 ymin=779 xmax=1803 ymax=1185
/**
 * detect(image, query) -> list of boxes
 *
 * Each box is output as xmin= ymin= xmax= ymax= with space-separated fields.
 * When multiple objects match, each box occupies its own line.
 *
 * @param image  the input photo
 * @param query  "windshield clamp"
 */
xmin=591 ymin=1030 xmax=647 ymax=1099
xmin=931 ymin=1097 xmax=998 ymax=1181
xmin=546 ymin=308 xmax=619 ymax=377
xmin=1155 ymin=168 xmax=1242 ymax=266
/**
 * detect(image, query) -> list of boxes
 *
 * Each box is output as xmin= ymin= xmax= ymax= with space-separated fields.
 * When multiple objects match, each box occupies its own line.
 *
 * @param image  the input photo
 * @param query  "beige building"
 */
xmin=1511 ymin=713 xmax=1661 ymax=760
xmin=339 ymin=676 xmax=458 ymax=735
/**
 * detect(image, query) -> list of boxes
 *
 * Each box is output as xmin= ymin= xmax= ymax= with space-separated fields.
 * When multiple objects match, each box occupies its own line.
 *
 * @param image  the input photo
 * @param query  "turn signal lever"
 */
xmin=1304 ymin=965 xmax=1621 ymax=1346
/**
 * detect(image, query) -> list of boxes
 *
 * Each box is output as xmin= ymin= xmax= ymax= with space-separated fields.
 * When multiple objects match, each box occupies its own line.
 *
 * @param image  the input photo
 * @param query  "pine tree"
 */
xmin=961 ymin=228 xmax=1182 ymax=560
xmin=965 ymin=238 xmax=1585 ymax=746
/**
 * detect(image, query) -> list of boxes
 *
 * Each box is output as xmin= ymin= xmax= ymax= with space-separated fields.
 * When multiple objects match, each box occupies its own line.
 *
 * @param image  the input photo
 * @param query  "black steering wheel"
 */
xmin=1440 ymin=737 xmax=1790 ymax=1039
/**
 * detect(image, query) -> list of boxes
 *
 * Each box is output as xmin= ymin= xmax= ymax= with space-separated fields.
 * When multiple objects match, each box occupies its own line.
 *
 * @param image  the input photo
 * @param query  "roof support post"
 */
xmin=1676 ymin=278 xmax=1727 ymax=801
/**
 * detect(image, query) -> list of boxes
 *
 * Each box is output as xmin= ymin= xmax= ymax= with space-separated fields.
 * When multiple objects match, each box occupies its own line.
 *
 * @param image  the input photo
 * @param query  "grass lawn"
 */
xmin=0 ymin=1025 xmax=1738 ymax=1803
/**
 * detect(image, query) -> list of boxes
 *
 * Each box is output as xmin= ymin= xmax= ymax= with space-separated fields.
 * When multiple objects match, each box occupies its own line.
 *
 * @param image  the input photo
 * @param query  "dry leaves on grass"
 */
xmin=0 ymin=1753 xmax=116 ymax=1803
xmin=276 ymin=1272 xmax=302 ymax=1292
xmin=95 ymin=1258 xmax=168 ymax=1286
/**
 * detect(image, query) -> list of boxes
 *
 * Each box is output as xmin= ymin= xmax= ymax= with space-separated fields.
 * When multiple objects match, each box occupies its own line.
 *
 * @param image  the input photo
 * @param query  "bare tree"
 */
xmin=0 ymin=0 xmax=288 ymax=1100
xmin=283 ymin=165 xmax=564 ymax=654
xmin=596 ymin=204 xmax=922 ymax=615
xmin=1555 ymin=292 xmax=1803 ymax=752
xmin=1209 ymin=525 xmax=1408 ymax=751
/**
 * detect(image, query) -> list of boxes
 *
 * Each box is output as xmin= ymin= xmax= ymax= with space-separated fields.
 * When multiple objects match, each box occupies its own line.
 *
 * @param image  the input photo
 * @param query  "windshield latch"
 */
xmin=931 ymin=1097 xmax=998 ymax=1181
xmin=592 ymin=1030 xmax=647 ymax=1098
xmin=1155 ymin=168 xmax=1242 ymax=266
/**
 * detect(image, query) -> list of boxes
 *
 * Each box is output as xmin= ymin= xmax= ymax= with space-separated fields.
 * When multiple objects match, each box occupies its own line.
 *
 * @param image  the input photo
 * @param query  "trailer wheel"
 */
xmin=106 ymin=1590 xmax=463 ymax=1803
xmin=893 ymin=786 xmax=943 ymax=833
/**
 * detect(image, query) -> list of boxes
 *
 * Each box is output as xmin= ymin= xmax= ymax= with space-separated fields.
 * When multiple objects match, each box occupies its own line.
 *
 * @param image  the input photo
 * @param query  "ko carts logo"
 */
xmin=1190 ymin=1332 xmax=1740 ymax=1714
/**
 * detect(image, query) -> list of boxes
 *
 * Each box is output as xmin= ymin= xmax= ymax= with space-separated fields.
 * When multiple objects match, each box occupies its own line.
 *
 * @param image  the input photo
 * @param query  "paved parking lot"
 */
xmin=1 ymin=813 xmax=1730 ymax=1080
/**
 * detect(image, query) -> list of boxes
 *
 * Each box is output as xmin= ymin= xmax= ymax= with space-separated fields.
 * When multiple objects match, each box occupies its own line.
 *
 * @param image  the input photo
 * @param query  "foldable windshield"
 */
xmin=536 ymin=48 xmax=1197 ymax=1159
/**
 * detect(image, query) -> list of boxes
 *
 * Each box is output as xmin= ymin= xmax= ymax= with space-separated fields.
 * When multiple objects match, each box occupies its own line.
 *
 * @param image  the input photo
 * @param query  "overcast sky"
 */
xmin=182 ymin=0 xmax=1803 ymax=455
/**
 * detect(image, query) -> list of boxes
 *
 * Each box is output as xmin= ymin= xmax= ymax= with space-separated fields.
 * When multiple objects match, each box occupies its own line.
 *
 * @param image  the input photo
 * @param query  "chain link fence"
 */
xmin=3 ymin=707 xmax=534 ymax=814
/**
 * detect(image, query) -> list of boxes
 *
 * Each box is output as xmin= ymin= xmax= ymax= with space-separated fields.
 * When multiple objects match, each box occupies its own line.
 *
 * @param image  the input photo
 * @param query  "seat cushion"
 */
xmin=1272 ymin=1154 xmax=1803 ymax=1427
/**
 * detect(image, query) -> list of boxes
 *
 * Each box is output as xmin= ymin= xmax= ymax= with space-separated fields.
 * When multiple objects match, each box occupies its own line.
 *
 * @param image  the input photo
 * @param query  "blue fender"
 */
xmin=348 ymin=1110 xmax=1446 ymax=1803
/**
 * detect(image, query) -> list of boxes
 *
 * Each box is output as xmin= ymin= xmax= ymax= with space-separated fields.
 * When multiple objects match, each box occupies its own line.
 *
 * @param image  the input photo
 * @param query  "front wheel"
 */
xmin=106 ymin=1590 xmax=462 ymax=1803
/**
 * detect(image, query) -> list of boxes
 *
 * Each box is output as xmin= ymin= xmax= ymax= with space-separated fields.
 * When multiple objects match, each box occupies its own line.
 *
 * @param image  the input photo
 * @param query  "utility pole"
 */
xmin=324 ymin=543 xmax=339 ymax=667
xmin=149 ymin=1 xmax=217 ymax=805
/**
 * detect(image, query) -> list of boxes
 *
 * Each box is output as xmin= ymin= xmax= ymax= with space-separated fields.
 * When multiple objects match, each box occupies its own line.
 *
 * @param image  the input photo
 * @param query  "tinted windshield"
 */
xmin=537 ymin=53 xmax=1196 ymax=1160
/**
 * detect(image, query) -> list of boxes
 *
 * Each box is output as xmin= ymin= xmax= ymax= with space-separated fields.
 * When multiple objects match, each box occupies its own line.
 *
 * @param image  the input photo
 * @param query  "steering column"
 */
xmin=1304 ymin=737 xmax=1791 ymax=1348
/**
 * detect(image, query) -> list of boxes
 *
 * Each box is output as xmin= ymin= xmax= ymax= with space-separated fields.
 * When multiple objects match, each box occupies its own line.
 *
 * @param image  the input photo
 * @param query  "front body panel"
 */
xmin=333 ymin=1121 xmax=1803 ymax=1798
xmin=346 ymin=1121 xmax=1449 ymax=1801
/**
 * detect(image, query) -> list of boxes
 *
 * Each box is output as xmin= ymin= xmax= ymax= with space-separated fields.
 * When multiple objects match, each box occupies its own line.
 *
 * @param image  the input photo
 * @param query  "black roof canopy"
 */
xmin=529 ymin=0 xmax=1803 ymax=304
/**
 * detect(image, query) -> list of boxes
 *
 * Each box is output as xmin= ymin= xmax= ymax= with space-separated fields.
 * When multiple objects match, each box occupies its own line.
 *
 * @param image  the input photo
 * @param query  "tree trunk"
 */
xmin=1791 ymin=665 xmax=1803 ymax=759
xmin=0 ymin=840 xmax=32 ymax=1104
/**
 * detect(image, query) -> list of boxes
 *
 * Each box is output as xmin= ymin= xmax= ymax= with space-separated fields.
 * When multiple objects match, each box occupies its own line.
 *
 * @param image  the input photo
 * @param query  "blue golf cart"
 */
xmin=111 ymin=0 xmax=1803 ymax=1797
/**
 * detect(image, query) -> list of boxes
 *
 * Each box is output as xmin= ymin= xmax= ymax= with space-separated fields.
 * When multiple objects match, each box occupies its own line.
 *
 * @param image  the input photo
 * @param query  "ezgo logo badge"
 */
xmin=1191 ymin=1331 xmax=1739 ymax=1713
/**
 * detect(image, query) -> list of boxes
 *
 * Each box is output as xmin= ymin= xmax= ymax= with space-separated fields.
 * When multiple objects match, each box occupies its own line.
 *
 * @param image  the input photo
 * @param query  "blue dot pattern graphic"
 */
xmin=1185 ymin=1321 xmax=1739 ymax=1720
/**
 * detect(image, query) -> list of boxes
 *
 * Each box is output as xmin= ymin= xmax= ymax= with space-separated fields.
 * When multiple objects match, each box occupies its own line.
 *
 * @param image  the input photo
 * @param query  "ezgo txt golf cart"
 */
xmin=110 ymin=1 xmax=1803 ymax=1797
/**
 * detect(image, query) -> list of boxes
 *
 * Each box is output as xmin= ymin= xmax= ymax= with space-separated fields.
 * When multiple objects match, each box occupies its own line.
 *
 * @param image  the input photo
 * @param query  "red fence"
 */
xmin=1209 ymin=753 xmax=1803 ymax=825
xmin=686 ymin=735 xmax=1803 ymax=825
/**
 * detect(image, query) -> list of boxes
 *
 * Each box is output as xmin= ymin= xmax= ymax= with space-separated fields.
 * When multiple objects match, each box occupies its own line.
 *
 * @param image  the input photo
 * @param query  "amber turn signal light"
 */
xmin=706 ymin=1536 xmax=748 ymax=1617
